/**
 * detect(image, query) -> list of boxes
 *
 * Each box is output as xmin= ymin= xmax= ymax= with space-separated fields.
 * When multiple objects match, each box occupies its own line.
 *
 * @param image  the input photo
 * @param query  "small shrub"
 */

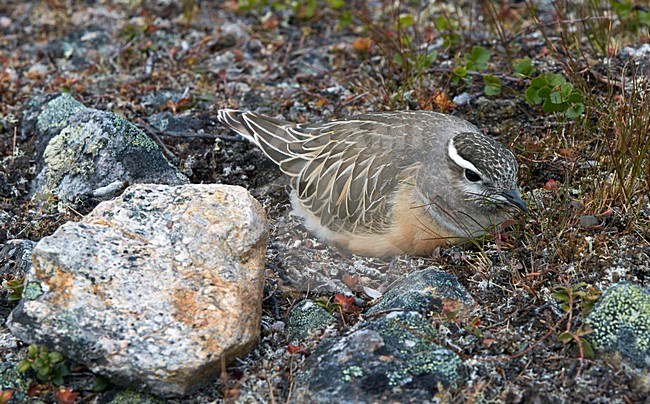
xmin=17 ymin=345 xmax=70 ymax=386
xmin=525 ymin=73 xmax=585 ymax=117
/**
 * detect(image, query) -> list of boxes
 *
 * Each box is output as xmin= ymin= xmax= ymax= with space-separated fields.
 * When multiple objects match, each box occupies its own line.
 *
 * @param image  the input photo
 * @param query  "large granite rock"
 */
xmin=25 ymin=93 xmax=188 ymax=203
xmin=7 ymin=183 xmax=268 ymax=397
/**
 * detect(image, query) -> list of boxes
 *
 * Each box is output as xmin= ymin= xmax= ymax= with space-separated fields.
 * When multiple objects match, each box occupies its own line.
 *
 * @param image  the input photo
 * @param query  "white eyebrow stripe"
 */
xmin=447 ymin=139 xmax=483 ymax=176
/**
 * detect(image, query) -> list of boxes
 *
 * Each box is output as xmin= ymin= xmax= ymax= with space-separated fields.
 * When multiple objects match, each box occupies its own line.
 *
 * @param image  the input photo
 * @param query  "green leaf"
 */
xmin=452 ymin=65 xmax=467 ymax=85
xmin=236 ymin=0 xmax=252 ymax=11
xmin=550 ymin=91 xmax=563 ymax=104
xmin=547 ymin=73 xmax=566 ymax=87
xmin=611 ymin=0 xmax=633 ymax=19
xmin=34 ymin=358 xmax=46 ymax=369
xmin=552 ymin=291 xmax=570 ymax=302
xmin=525 ymin=87 xmax=541 ymax=104
xmin=37 ymin=367 xmax=50 ymax=380
xmin=580 ymin=338 xmax=595 ymax=359
xmin=566 ymin=103 xmax=585 ymax=118
xmin=434 ymin=16 xmax=450 ymax=30
xmin=48 ymin=352 xmax=64 ymax=364
xmin=57 ymin=364 xmax=70 ymax=378
xmin=28 ymin=344 xmax=39 ymax=358
xmin=453 ymin=65 xmax=467 ymax=77
xmin=484 ymin=74 xmax=502 ymax=96
xmin=639 ymin=10 xmax=650 ymax=26
xmin=416 ymin=52 xmax=437 ymax=69
xmin=338 ymin=11 xmax=352 ymax=28
xmin=560 ymin=83 xmax=573 ymax=97
xmin=16 ymin=360 xmax=31 ymax=373
xmin=568 ymin=90 xmax=583 ymax=103
xmin=93 ymin=375 xmax=113 ymax=392
xmin=542 ymin=98 xmax=567 ymax=112
xmin=530 ymin=76 xmax=547 ymax=89
xmin=538 ymin=86 xmax=551 ymax=99
xmin=558 ymin=332 xmax=573 ymax=343
xmin=51 ymin=374 xmax=64 ymax=386
xmin=469 ymin=46 xmax=490 ymax=70
xmin=398 ymin=14 xmax=414 ymax=29
xmin=513 ymin=57 xmax=535 ymax=77
xmin=327 ymin=0 xmax=345 ymax=9
xmin=272 ymin=1 xmax=288 ymax=10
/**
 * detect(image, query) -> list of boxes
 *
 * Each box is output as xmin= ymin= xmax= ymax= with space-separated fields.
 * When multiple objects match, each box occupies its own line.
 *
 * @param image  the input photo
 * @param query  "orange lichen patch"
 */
xmin=173 ymin=289 xmax=203 ymax=327
xmin=33 ymin=261 xmax=75 ymax=308
xmin=172 ymin=288 xmax=228 ymax=332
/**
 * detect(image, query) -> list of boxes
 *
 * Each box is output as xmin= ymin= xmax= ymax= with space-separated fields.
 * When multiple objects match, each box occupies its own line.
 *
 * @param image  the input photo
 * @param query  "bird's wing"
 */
xmin=280 ymin=118 xmax=426 ymax=234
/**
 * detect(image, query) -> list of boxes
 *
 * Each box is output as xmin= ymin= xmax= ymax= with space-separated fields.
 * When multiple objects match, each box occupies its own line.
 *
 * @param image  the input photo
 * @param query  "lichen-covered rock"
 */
xmin=7 ymin=183 xmax=268 ymax=397
xmin=586 ymin=282 xmax=650 ymax=368
xmin=0 ymin=362 xmax=32 ymax=402
xmin=26 ymin=93 xmax=187 ymax=203
xmin=106 ymin=389 xmax=164 ymax=404
xmin=367 ymin=267 xmax=474 ymax=314
xmin=294 ymin=311 xmax=464 ymax=403
xmin=286 ymin=300 xmax=337 ymax=343
xmin=0 ymin=239 xmax=35 ymax=276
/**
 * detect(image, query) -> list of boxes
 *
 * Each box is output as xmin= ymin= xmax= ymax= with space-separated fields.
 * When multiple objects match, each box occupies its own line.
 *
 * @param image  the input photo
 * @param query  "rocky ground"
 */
xmin=0 ymin=1 xmax=649 ymax=402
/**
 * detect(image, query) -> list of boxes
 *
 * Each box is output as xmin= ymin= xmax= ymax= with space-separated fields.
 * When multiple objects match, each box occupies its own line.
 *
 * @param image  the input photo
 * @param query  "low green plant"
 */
xmin=552 ymin=283 xmax=602 ymax=360
xmin=17 ymin=345 xmax=70 ymax=386
xmin=452 ymin=46 xmax=502 ymax=96
xmin=2 ymin=276 xmax=25 ymax=301
xmin=452 ymin=45 xmax=490 ymax=84
xmin=525 ymin=72 xmax=585 ymax=117
xmin=553 ymin=282 xmax=602 ymax=315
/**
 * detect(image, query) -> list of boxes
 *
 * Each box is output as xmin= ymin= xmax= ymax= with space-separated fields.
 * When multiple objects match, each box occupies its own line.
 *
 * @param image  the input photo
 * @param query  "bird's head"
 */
xmin=446 ymin=132 xmax=527 ymax=214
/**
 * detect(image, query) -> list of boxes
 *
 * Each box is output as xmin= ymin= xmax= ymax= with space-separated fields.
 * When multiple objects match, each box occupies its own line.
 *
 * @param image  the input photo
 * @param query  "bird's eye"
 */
xmin=464 ymin=169 xmax=481 ymax=182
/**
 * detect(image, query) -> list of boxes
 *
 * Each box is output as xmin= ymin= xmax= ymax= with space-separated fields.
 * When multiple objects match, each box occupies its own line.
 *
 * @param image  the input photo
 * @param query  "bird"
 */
xmin=216 ymin=109 xmax=527 ymax=257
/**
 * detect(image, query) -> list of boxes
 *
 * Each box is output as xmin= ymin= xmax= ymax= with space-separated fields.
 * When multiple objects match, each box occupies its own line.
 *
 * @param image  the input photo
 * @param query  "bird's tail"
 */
xmin=216 ymin=109 xmax=298 ymax=165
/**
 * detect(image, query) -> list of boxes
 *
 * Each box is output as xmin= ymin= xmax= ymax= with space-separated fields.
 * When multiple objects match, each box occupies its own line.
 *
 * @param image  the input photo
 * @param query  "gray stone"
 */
xmin=7 ymin=183 xmax=268 ymax=397
xmin=578 ymin=215 xmax=600 ymax=229
xmin=0 ymin=239 xmax=36 ymax=276
xmin=294 ymin=311 xmax=465 ymax=403
xmin=28 ymin=93 xmax=187 ymax=204
xmin=286 ymin=300 xmax=337 ymax=343
xmin=586 ymin=282 xmax=650 ymax=369
xmin=148 ymin=112 xmax=203 ymax=136
xmin=367 ymin=267 xmax=474 ymax=314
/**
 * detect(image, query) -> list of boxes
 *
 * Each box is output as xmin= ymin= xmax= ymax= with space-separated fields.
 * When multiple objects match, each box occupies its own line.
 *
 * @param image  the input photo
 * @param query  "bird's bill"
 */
xmin=501 ymin=189 xmax=528 ymax=213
